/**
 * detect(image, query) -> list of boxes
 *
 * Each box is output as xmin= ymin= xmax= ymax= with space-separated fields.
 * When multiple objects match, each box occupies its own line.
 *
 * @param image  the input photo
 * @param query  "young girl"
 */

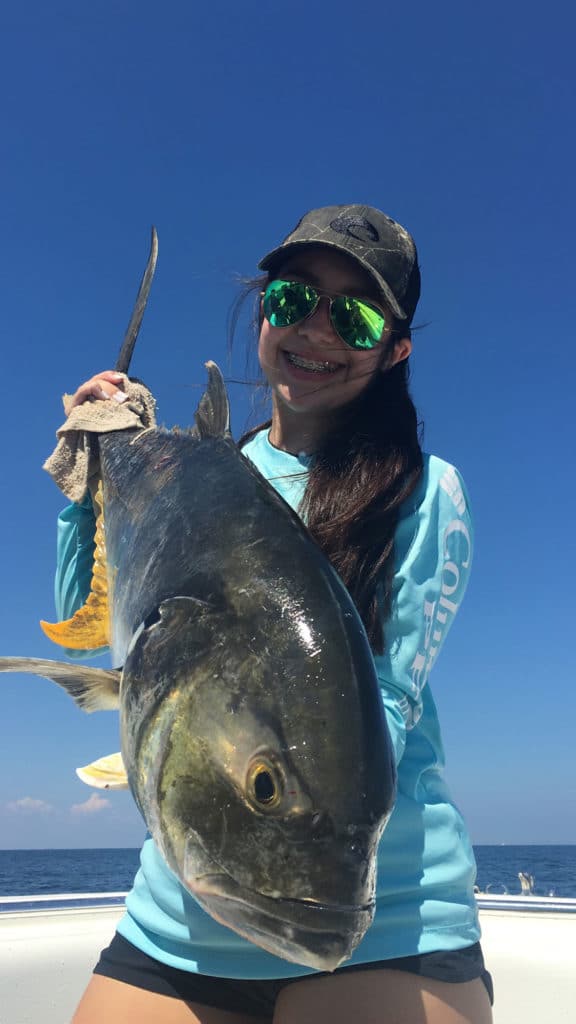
xmin=58 ymin=204 xmax=493 ymax=1024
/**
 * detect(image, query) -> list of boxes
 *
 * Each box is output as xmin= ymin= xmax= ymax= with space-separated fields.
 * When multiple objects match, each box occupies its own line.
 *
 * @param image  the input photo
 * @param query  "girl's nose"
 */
xmin=297 ymin=297 xmax=337 ymax=344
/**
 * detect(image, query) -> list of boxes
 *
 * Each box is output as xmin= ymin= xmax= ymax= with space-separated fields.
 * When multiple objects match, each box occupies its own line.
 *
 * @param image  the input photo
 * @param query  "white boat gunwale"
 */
xmin=1 ymin=894 xmax=576 ymax=1023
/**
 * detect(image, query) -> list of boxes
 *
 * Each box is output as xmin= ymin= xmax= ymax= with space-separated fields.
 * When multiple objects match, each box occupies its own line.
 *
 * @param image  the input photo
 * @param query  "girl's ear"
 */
xmin=385 ymin=336 xmax=412 ymax=369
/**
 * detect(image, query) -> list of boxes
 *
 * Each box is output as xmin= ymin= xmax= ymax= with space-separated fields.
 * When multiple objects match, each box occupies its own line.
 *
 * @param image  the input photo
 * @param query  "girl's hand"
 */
xmin=68 ymin=371 xmax=128 ymax=409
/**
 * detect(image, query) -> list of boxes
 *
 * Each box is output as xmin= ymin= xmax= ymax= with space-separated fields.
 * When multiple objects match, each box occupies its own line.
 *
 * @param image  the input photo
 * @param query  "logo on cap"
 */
xmin=329 ymin=214 xmax=379 ymax=243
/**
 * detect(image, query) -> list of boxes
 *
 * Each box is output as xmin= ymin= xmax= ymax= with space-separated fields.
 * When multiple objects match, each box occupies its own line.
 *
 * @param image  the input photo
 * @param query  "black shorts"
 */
xmin=94 ymin=933 xmax=494 ymax=1016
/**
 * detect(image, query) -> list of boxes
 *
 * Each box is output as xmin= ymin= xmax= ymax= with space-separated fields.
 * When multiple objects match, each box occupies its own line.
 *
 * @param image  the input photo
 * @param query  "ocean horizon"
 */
xmin=1 ymin=845 xmax=574 ymax=899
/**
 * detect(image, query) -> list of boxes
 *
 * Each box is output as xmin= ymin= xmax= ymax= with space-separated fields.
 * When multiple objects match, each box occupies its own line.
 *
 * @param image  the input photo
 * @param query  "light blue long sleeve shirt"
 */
xmin=55 ymin=431 xmax=480 ymax=977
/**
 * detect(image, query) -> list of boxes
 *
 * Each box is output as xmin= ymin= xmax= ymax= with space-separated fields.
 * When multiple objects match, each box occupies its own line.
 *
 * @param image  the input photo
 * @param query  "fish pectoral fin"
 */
xmin=41 ymin=480 xmax=110 ymax=650
xmin=76 ymin=752 xmax=128 ymax=789
xmin=0 ymin=657 xmax=120 ymax=712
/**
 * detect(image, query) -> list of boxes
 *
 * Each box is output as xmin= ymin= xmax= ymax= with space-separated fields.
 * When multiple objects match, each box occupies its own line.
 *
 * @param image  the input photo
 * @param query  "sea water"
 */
xmin=0 ymin=845 xmax=574 ymax=898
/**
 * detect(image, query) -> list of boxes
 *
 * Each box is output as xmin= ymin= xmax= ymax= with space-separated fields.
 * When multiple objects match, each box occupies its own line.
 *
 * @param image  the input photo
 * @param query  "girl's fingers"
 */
xmin=69 ymin=372 xmax=127 ymax=409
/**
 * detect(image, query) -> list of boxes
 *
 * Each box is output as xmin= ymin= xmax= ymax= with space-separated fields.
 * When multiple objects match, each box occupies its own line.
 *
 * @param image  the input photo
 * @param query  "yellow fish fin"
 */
xmin=41 ymin=481 xmax=111 ymax=649
xmin=76 ymin=752 xmax=128 ymax=790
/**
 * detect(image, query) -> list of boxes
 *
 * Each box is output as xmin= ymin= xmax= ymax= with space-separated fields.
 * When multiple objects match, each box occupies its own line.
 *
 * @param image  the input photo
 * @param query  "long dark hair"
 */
xmin=229 ymin=278 xmax=424 ymax=655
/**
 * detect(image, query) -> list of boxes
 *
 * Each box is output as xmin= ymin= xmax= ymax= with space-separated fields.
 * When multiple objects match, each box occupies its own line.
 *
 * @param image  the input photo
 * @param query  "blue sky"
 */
xmin=1 ymin=1 xmax=574 ymax=850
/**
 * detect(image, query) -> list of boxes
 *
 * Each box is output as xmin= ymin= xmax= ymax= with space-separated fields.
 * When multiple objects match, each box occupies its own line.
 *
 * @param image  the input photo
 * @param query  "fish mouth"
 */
xmin=188 ymin=871 xmax=374 ymax=971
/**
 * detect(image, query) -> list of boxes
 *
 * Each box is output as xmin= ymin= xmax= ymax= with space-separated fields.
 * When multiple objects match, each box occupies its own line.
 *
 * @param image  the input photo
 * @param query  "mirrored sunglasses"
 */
xmin=262 ymin=279 xmax=388 ymax=351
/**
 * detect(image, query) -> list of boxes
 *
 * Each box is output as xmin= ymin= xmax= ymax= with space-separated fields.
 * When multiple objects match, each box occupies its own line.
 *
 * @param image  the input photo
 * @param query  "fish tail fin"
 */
xmin=193 ymin=361 xmax=231 ymax=439
xmin=40 ymin=481 xmax=111 ymax=650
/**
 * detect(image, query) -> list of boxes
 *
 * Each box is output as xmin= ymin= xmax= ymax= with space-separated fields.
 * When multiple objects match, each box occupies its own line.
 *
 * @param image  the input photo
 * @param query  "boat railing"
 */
xmin=474 ymin=892 xmax=576 ymax=913
xmin=0 ymin=892 xmax=129 ymax=913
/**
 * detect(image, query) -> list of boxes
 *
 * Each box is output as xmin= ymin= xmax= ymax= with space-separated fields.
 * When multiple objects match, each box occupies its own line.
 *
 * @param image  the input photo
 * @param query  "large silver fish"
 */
xmin=0 ymin=234 xmax=396 ymax=970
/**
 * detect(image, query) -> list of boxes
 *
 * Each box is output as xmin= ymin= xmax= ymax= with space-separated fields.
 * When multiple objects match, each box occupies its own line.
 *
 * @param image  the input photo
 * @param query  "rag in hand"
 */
xmin=43 ymin=376 xmax=157 ymax=504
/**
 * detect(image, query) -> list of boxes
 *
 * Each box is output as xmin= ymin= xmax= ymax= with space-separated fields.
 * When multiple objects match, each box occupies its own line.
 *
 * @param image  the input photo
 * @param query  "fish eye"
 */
xmin=246 ymin=758 xmax=283 ymax=811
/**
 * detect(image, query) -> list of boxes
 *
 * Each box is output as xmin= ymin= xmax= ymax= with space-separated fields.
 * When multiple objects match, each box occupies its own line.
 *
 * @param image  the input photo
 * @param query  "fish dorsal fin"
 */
xmin=193 ymin=361 xmax=231 ymax=439
xmin=40 ymin=480 xmax=111 ymax=650
xmin=76 ymin=752 xmax=128 ymax=789
xmin=0 ymin=657 xmax=120 ymax=711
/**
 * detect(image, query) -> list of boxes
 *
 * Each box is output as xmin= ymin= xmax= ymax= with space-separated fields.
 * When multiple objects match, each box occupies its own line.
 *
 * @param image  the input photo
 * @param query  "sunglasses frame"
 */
xmin=262 ymin=279 xmax=389 ymax=351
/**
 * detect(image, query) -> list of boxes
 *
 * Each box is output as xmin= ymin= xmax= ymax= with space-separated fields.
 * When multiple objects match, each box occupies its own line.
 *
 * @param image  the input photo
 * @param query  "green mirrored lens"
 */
xmin=263 ymin=280 xmax=317 ymax=327
xmin=332 ymin=297 xmax=386 ymax=350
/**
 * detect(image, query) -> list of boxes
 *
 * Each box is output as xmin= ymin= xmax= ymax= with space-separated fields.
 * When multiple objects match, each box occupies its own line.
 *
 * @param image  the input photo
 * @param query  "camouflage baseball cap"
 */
xmin=258 ymin=204 xmax=421 ymax=324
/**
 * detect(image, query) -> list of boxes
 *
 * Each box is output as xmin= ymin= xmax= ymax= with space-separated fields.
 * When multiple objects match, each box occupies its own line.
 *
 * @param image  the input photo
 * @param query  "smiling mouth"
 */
xmin=284 ymin=351 xmax=343 ymax=374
